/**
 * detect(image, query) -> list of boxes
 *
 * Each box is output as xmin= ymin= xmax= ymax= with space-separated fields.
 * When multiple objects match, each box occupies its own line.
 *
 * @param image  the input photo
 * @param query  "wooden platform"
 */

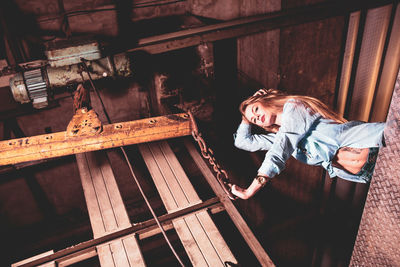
xmin=139 ymin=141 xmax=238 ymax=266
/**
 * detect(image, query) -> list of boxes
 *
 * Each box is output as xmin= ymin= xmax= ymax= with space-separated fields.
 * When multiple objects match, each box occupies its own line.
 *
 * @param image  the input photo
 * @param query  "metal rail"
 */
xmin=17 ymin=197 xmax=222 ymax=267
xmin=0 ymin=113 xmax=191 ymax=166
xmin=128 ymin=0 xmax=395 ymax=54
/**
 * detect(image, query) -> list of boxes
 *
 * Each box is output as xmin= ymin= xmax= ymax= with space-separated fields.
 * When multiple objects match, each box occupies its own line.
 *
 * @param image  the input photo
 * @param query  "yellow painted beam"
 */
xmin=0 ymin=113 xmax=191 ymax=166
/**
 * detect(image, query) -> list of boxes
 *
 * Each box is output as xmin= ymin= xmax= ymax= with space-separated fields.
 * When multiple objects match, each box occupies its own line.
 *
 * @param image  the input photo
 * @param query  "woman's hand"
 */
xmin=231 ymin=174 xmax=270 ymax=199
xmin=253 ymin=88 xmax=270 ymax=96
xmin=231 ymin=184 xmax=253 ymax=199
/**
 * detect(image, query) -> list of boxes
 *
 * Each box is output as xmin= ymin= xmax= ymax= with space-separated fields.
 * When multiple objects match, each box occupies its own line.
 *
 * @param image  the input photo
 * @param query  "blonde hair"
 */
xmin=240 ymin=89 xmax=347 ymax=133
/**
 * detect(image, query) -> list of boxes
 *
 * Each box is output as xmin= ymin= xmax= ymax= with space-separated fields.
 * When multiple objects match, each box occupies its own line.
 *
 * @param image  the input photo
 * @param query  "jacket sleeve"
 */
xmin=233 ymin=122 xmax=276 ymax=152
xmin=258 ymin=99 xmax=320 ymax=177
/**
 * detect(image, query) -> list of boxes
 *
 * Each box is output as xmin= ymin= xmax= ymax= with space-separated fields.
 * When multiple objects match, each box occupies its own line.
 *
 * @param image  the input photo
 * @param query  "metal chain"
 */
xmin=192 ymin=130 xmax=229 ymax=183
xmin=188 ymin=111 xmax=237 ymax=200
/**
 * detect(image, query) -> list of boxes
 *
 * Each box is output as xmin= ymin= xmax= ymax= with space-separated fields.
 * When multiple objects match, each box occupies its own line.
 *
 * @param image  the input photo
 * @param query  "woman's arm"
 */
xmin=233 ymin=118 xmax=276 ymax=152
xmin=231 ymin=174 xmax=270 ymax=199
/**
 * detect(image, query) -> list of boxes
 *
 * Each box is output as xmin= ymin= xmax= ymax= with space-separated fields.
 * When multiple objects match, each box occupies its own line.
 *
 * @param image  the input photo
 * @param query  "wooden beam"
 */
xmin=184 ymin=139 xmax=275 ymax=266
xmin=0 ymin=113 xmax=191 ymax=166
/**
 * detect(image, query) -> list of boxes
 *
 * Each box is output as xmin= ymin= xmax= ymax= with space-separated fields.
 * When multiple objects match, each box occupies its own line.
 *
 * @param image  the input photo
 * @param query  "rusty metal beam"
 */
xmin=0 ymin=113 xmax=191 ymax=166
xmin=128 ymin=0 xmax=394 ymax=54
xmin=17 ymin=197 xmax=222 ymax=267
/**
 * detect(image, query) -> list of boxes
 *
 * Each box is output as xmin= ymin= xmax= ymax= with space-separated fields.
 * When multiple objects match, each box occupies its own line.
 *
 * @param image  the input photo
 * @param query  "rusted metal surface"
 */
xmin=72 ymin=83 xmax=91 ymax=112
xmin=66 ymin=84 xmax=102 ymax=137
xmin=45 ymin=39 xmax=101 ymax=67
xmin=0 ymin=113 xmax=191 ymax=166
xmin=46 ymin=53 xmax=131 ymax=87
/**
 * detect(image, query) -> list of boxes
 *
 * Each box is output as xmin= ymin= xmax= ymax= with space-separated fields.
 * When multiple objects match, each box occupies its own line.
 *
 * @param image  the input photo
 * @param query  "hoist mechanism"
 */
xmin=1 ymin=83 xmax=237 ymax=201
xmin=8 ymin=37 xmax=132 ymax=109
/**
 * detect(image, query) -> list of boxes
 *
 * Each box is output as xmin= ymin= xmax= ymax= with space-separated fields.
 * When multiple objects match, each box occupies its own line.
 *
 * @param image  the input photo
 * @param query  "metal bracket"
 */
xmin=66 ymin=83 xmax=102 ymax=137
xmin=66 ymin=107 xmax=103 ymax=137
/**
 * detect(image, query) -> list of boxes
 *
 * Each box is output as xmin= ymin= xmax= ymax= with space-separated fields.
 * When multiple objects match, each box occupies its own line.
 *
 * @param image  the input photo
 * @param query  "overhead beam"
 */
xmin=0 ymin=113 xmax=191 ymax=166
xmin=128 ymin=0 xmax=393 ymax=54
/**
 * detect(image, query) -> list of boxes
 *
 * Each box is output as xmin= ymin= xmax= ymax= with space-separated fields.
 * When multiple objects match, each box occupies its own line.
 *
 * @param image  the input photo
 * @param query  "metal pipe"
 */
xmin=17 ymin=197 xmax=222 ymax=267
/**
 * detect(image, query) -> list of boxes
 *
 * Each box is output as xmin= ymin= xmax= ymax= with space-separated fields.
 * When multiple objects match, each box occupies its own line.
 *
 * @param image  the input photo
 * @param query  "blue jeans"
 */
xmin=333 ymin=147 xmax=380 ymax=183
xmin=355 ymin=147 xmax=380 ymax=182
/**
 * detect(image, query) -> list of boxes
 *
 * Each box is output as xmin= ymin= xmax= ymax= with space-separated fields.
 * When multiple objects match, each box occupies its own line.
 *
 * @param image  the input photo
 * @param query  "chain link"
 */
xmin=191 ymin=130 xmax=229 ymax=182
xmin=188 ymin=111 xmax=236 ymax=200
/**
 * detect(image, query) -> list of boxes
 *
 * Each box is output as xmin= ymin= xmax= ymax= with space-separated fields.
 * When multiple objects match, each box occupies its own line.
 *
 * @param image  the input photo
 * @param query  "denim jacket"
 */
xmin=233 ymin=99 xmax=385 ymax=183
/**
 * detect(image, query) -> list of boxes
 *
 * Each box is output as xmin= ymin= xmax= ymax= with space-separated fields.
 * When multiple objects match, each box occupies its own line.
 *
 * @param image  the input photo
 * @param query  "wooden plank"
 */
xmin=0 ymin=113 xmax=190 ymax=166
xmin=122 ymin=235 xmax=146 ymax=266
xmin=172 ymin=218 xmax=208 ymax=266
xmin=184 ymin=139 xmax=275 ymax=266
xmin=76 ymin=151 xmax=146 ymax=267
xmin=76 ymin=153 xmax=106 ymax=236
xmin=139 ymin=141 xmax=237 ymax=266
xmin=96 ymin=245 xmax=115 ymax=267
xmin=109 ymin=241 xmax=131 ymax=266
xmin=158 ymin=142 xmax=235 ymax=264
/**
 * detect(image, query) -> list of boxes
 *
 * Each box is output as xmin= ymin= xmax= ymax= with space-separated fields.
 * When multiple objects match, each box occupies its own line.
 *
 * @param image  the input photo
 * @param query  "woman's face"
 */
xmin=244 ymin=102 xmax=278 ymax=128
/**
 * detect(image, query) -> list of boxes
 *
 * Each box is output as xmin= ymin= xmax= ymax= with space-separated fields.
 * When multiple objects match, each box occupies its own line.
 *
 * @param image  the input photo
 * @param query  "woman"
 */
xmin=231 ymin=89 xmax=385 ymax=199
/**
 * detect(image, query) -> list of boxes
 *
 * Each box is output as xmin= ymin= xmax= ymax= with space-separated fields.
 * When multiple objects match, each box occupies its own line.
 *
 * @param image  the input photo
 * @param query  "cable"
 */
xmin=79 ymin=59 xmax=186 ymax=266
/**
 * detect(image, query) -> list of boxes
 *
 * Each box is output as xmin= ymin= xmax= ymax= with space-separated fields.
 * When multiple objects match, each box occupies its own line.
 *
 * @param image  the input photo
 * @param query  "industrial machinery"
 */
xmin=9 ymin=37 xmax=132 ymax=109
